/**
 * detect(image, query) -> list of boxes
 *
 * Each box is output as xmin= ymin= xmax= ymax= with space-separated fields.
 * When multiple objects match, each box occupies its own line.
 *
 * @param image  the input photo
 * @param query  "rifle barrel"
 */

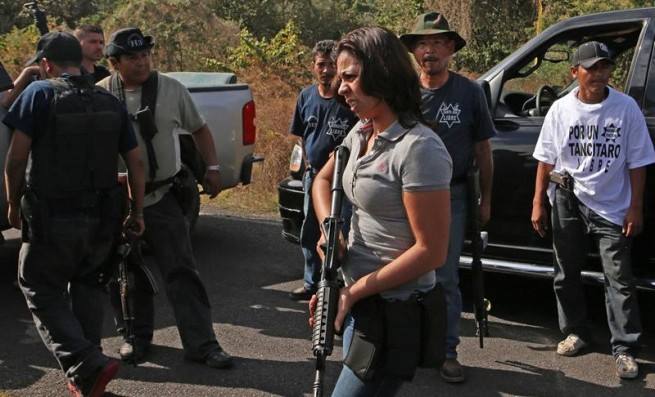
xmin=310 ymin=145 xmax=350 ymax=395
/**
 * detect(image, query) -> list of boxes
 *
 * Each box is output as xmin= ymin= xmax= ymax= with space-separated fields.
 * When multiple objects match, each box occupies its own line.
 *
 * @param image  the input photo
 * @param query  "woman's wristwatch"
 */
xmin=207 ymin=164 xmax=221 ymax=172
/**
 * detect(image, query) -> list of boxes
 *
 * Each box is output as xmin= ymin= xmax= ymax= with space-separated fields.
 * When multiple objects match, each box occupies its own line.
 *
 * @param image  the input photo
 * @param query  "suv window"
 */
xmin=645 ymin=49 xmax=655 ymax=117
xmin=497 ymin=23 xmax=642 ymax=119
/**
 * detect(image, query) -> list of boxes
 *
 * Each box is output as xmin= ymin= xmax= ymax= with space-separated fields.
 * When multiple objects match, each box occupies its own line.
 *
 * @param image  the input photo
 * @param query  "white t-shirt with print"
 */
xmin=533 ymin=87 xmax=655 ymax=226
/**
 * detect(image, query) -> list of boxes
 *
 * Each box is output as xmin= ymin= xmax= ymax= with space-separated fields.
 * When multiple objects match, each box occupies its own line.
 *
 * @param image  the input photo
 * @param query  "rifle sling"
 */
xmin=110 ymin=72 xmax=160 ymax=181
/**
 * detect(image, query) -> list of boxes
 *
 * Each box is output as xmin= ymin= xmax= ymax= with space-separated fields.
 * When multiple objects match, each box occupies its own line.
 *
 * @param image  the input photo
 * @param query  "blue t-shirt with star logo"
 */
xmin=290 ymin=84 xmax=358 ymax=170
xmin=420 ymin=72 xmax=495 ymax=180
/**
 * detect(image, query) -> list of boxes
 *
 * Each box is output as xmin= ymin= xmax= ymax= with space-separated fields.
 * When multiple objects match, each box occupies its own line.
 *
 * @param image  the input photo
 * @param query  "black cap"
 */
xmin=571 ymin=41 xmax=614 ymax=68
xmin=105 ymin=27 xmax=154 ymax=57
xmin=26 ymin=31 xmax=82 ymax=66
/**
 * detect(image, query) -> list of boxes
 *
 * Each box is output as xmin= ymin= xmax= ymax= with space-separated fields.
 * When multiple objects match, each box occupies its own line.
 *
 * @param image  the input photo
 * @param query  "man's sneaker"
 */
xmin=440 ymin=358 xmax=465 ymax=383
xmin=615 ymin=353 xmax=639 ymax=379
xmin=119 ymin=340 xmax=150 ymax=363
xmin=67 ymin=359 xmax=120 ymax=397
xmin=204 ymin=349 xmax=234 ymax=369
xmin=288 ymin=287 xmax=315 ymax=301
xmin=556 ymin=334 xmax=588 ymax=356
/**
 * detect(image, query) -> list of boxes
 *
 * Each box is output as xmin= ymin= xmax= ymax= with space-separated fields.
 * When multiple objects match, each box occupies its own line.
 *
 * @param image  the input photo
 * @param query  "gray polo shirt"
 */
xmin=341 ymin=120 xmax=452 ymax=300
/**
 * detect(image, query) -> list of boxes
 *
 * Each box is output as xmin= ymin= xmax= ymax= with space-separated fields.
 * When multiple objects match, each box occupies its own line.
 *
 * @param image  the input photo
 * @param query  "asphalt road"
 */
xmin=1 ymin=209 xmax=654 ymax=396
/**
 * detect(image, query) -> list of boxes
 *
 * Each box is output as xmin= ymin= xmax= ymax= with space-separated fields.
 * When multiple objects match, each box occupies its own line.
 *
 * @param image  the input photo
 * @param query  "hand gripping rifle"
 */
xmin=467 ymin=166 xmax=490 ymax=348
xmin=311 ymin=145 xmax=350 ymax=397
xmin=24 ymin=1 xmax=49 ymax=36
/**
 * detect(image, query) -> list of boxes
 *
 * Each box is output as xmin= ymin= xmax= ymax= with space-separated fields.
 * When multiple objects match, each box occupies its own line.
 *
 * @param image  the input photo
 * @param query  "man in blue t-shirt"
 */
xmin=401 ymin=12 xmax=496 ymax=383
xmin=288 ymin=40 xmax=358 ymax=300
xmin=3 ymin=32 xmax=145 ymax=396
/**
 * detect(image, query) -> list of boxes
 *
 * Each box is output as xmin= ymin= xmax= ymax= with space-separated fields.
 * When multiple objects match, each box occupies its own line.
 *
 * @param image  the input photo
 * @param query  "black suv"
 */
xmin=278 ymin=8 xmax=655 ymax=291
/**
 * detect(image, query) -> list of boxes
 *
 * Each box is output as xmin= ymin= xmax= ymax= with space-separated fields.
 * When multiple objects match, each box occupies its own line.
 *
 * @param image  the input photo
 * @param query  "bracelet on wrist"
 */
xmin=206 ymin=164 xmax=221 ymax=172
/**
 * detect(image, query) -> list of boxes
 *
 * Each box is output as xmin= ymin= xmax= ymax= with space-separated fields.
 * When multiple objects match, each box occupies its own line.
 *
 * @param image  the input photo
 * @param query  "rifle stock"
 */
xmin=467 ymin=166 xmax=490 ymax=348
xmin=311 ymin=145 xmax=350 ymax=397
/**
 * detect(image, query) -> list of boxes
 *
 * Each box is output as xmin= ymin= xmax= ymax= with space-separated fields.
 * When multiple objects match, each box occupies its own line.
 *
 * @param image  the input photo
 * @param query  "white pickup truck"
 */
xmin=0 ymin=71 xmax=261 ymax=232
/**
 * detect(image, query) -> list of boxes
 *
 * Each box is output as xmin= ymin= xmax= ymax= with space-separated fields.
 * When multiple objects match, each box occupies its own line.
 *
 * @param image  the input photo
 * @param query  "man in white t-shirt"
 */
xmin=531 ymin=41 xmax=655 ymax=380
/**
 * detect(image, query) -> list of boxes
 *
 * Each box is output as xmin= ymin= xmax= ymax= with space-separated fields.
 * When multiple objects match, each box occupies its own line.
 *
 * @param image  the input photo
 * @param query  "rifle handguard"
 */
xmin=312 ymin=279 xmax=340 ymax=357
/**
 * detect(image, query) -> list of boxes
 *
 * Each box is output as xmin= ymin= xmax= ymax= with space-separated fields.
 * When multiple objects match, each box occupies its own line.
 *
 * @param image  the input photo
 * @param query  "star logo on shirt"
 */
xmin=327 ymin=117 xmax=350 ymax=141
xmin=436 ymin=102 xmax=461 ymax=128
xmin=306 ymin=115 xmax=319 ymax=130
xmin=602 ymin=123 xmax=621 ymax=142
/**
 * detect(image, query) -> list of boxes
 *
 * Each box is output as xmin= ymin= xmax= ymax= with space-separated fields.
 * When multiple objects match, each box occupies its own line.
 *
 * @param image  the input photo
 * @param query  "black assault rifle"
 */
xmin=116 ymin=239 xmax=137 ymax=366
xmin=311 ymin=145 xmax=350 ymax=397
xmin=24 ymin=1 xmax=49 ymax=36
xmin=467 ymin=166 xmax=490 ymax=348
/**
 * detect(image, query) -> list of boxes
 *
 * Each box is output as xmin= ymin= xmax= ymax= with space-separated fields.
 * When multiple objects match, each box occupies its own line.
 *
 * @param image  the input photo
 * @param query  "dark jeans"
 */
xmin=301 ymin=169 xmax=352 ymax=291
xmin=551 ymin=187 xmax=641 ymax=356
xmin=18 ymin=214 xmax=115 ymax=383
xmin=109 ymin=192 xmax=221 ymax=360
xmin=435 ymin=182 xmax=467 ymax=359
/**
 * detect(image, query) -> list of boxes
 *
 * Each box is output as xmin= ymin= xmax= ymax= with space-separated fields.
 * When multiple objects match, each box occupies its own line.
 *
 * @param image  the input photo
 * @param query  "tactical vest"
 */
xmin=29 ymin=76 xmax=122 ymax=199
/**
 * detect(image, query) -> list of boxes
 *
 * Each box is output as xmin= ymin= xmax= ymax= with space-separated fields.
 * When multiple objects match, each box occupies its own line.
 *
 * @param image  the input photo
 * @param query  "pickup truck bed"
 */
xmin=0 ymin=71 xmax=260 ymax=234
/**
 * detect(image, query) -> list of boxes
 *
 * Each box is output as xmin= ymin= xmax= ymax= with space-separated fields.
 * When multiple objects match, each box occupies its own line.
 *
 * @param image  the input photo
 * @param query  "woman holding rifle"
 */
xmin=310 ymin=27 xmax=453 ymax=396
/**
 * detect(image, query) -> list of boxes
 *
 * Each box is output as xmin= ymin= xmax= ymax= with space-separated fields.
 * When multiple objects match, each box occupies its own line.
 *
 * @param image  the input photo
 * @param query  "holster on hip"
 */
xmin=382 ymin=297 xmax=422 ymax=380
xmin=417 ymin=284 xmax=447 ymax=368
xmin=170 ymin=167 xmax=196 ymax=216
xmin=20 ymin=190 xmax=49 ymax=243
xmin=343 ymin=295 xmax=385 ymax=381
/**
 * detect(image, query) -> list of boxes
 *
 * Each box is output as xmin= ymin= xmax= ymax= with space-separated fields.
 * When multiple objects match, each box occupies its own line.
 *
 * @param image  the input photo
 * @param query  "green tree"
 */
xmin=103 ymin=0 xmax=239 ymax=72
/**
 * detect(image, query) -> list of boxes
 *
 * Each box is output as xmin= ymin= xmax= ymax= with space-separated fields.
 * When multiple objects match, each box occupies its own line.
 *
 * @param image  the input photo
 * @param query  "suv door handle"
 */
xmin=495 ymin=119 xmax=520 ymax=131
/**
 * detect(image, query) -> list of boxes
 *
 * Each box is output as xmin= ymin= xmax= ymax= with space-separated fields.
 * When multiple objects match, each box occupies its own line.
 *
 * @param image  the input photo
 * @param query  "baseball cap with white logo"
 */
xmin=571 ymin=41 xmax=614 ymax=68
xmin=104 ymin=27 xmax=154 ymax=57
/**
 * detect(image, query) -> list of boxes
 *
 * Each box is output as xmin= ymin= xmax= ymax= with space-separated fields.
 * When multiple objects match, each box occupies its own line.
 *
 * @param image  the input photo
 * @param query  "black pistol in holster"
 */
xmin=311 ymin=145 xmax=350 ymax=397
xmin=467 ymin=166 xmax=491 ymax=348
xmin=549 ymin=170 xmax=574 ymax=191
xmin=20 ymin=189 xmax=50 ymax=244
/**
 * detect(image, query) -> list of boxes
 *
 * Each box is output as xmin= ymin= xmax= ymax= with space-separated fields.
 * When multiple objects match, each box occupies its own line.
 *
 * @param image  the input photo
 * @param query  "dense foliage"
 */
xmin=0 ymin=0 xmax=649 ymax=213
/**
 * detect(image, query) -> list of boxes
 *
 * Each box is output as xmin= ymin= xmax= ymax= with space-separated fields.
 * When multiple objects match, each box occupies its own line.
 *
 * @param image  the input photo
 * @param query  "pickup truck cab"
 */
xmin=0 ymin=71 xmax=260 ymax=234
xmin=278 ymin=7 xmax=655 ymax=291
xmin=470 ymin=7 xmax=655 ymax=291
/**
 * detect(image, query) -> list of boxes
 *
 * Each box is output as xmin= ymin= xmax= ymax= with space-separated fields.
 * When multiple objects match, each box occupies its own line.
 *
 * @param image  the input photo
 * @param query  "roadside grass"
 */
xmin=203 ymin=67 xmax=301 ymax=218
xmin=207 ymin=67 xmax=482 ymax=219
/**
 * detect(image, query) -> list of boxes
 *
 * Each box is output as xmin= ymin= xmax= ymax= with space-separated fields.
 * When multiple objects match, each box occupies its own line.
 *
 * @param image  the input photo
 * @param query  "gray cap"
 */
xmin=571 ymin=41 xmax=614 ymax=68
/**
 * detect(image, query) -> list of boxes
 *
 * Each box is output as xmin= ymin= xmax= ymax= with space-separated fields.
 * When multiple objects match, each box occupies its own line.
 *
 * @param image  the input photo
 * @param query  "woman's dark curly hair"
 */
xmin=335 ymin=27 xmax=425 ymax=129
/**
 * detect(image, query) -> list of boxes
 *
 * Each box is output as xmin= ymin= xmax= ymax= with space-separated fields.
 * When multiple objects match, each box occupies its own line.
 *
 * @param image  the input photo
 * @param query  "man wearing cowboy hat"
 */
xmin=99 ymin=27 xmax=232 ymax=369
xmin=401 ymin=12 xmax=495 ymax=383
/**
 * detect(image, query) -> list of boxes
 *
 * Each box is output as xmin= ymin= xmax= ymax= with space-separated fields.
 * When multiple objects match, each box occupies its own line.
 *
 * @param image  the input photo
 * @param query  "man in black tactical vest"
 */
xmin=3 ymin=32 xmax=145 ymax=397
xmin=98 ymin=27 xmax=233 ymax=369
